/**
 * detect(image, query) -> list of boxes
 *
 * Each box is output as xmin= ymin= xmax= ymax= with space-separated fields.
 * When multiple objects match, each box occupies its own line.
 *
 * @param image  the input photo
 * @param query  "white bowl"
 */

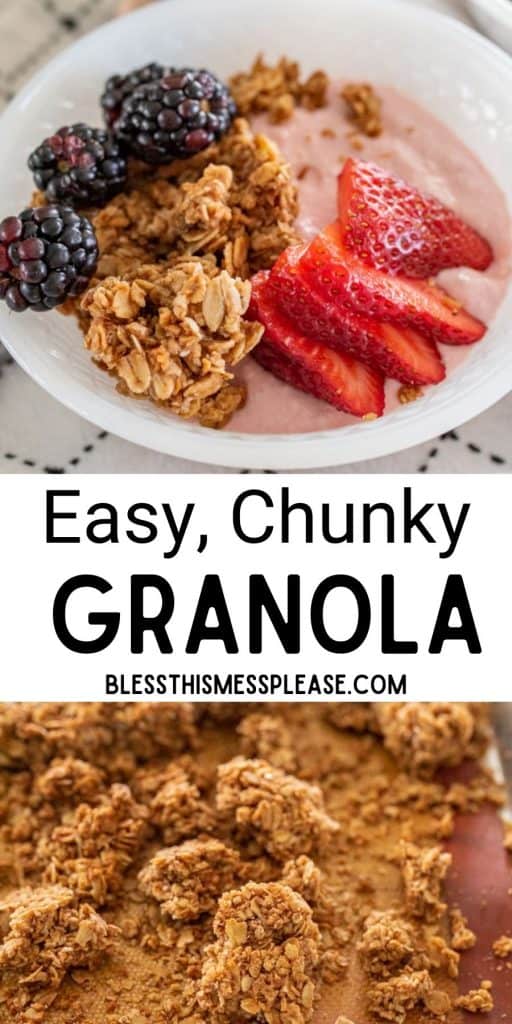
xmin=466 ymin=0 xmax=512 ymax=55
xmin=1 ymin=0 xmax=512 ymax=469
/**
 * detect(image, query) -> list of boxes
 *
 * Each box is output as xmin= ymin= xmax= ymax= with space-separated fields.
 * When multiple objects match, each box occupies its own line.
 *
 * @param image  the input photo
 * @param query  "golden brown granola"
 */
xmin=400 ymin=840 xmax=451 ymax=922
xmin=197 ymin=881 xmax=320 ymax=1024
xmin=455 ymin=981 xmax=494 ymax=1012
xmin=82 ymin=254 xmax=262 ymax=428
xmin=0 ymin=884 xmax=116 ymax=987
xmin=138 ymin=838 xmax=242 ymax=920
xmin=376 ymin=703 xmax=488 ymax=778
xmin=229 ymin=55 xmax=328 ymax=123
xmin=148 ymin=764 xmax=215 ymax=845
xmin=450 ymin=907 xmax=476 ymax=951
xmin=342 ymin=82 xmax=383 ymax=137
xmin=325 ymin=703 xmax=379 ymax=734
xmin=358 ymin=911 xmax=425 ymax=979
xmin=60 ymin=116 xmax=300 ymax=429
xmin=492 ymin=934 xmax=512 ymax=958
xmin=216 ymin=756 xmax=339 ymax=860
xmin=38 ymin=784 xmax=149 ymax=905
xmin=398 ymin=385 xmax=423 ymax=405
xmin=367 ymin=969 xmax=434 ymax=1023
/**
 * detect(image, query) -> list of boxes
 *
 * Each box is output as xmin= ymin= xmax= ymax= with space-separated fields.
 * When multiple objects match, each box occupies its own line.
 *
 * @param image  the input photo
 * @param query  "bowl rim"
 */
xmin=1 ymin=0 xmax=512 ymax=469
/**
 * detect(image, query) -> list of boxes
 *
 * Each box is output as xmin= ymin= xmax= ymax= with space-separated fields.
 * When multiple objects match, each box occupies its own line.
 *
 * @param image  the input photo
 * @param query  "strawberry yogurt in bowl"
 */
xmin=0 ymin=0 xmax=511 ymax=467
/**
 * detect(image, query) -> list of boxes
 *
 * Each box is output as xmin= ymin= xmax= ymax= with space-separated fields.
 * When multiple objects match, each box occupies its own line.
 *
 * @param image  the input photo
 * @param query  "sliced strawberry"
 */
xmin=300 ymin=223 xmax=486 ymax=346
xmin=338 ymin=157 xmax=493 ymax=277
xmin=249 ymin=271 xmax=385 ymax=418
xmin=269 ymin=245 xmax=445 ymax=385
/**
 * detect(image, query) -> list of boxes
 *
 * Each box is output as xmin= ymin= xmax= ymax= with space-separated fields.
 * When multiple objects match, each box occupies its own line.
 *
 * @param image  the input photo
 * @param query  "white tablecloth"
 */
xmin=0 ymin=0 xmax=510 ymax=474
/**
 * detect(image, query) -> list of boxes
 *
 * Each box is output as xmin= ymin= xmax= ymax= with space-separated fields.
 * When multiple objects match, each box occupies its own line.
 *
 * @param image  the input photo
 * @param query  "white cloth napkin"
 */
xmin=0 ymin=0 xmax=509 ymax=474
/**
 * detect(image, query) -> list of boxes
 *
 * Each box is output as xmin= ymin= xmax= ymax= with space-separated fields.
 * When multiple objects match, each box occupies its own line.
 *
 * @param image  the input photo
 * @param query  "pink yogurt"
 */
xmin=228 ymin=82 xmax=512 ymax=435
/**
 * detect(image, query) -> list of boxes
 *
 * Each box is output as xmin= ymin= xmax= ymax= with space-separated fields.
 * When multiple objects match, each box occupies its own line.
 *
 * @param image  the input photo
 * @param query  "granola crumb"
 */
xmin=400 ymin=840 xmax=451 ymax=921
xmin=398 ymin=385 xmax=423 ymax=405
xmin=138 ymin=838 xmax=242 ymax=920
xmin=342 ymin=83 xmax=383 ymax=137
xmin=197 ymin=881 xmax=320 ymax=1023
xmin=0 ymin=884 xmax=116 ymax=989
xmin=492 ymin=935 xmax=512 ymax=958
xmin=229 ymin=55 xmax=328 ymax=122
xmin=455 ymin=982 xmax=494 ymax=1013
xmin=149 ymin=763 xmax=216 ymax=844
xmin=216 ymin=756 xmax=339 ymax=860
xmin=450 ymin=907 xmax=476 ymax=950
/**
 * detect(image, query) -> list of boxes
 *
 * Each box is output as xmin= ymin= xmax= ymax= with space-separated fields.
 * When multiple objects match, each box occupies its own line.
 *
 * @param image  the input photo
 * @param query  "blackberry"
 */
xmin=115 ymin=68 xmax=237 ymax=164
xmin=101 ymin=62 xmax=166 ymax=129
xmin=28 ymin=123 xmax=127 ymax=207
xmin=0 ymin=205 xmax=98 ymax=313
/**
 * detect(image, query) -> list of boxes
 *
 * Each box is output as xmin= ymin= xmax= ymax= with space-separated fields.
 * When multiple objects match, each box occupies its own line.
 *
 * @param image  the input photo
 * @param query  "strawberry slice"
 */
xmin=269 ymin=245 xmax=445 ymax=385
xmin=249 ymin=271 xmax=385 ymax=418
xmin=300 ymin=223 xmax=486 ymax=346
xmin=338 ymin=157 xmax=493 ymax=277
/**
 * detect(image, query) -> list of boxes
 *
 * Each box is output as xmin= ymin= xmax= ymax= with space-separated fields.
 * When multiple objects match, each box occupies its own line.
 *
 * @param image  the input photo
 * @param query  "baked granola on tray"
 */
xmin=0 ymin=702 xmax=511 ymax=1023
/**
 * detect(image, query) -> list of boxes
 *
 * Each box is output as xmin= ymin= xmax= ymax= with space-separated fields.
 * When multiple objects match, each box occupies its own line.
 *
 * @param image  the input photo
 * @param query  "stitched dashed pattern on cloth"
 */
xmin=0 ymin=0 xmax=510 ymax=473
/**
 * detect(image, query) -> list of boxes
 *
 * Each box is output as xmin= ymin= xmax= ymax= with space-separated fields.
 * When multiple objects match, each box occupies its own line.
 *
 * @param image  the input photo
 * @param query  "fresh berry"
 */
xmin=338 ymin=158 xmax=493 ymax=277
xmin=249 ymin=271 xmax=385 ymax=418
xmin=28 ymin=124 xmax=127 ymax=207
xmin=300 ymin=223 xmax=486 ymax=346
xmin=115 ymin=68 xmax=236 ymax=163
xmin=101 ymin=62 xmax=166 ymax=129
xmin=269 ymin=245 xmax=445 ymax=385
xmin=0 ymin=205 xmax=98 ymax=313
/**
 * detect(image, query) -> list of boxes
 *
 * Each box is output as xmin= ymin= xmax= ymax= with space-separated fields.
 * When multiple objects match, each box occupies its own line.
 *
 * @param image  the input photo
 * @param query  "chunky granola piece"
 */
xmin=35 ymin=757 xmax=105 ymax=803
xmin=216 ymin=757 xmax=339 ymax=860
xmin=197 ymin=881 xmax=320 ymax=1023
xmin=238 ymin=712 xmax=297 ymax=772
xmin=492 ymin=934 xmax=512 ymax=958
xmin=449 ymin=907 xmax=476 ymax=950
xmin=150 ymin=765 xmax=215 ymax=844
xmin=455 ymin=982 xmax=494 ymax=1013
xmin=39 ymin=784 xmax=149 ymax=905
xmin=376 ymin=703 xmax=483 ymax=777
xmin=0 ymin=884 xmax=116 ymax=988
xmin=342 ymin=83 xmax=382 ymax=138
xmin=400 ymin=841 xmax=451 ymax=922
xmin=139 ymin=838 xmax=242 ymax=920
xmin=358 ymin=911 xmax=423 ymax=978
xmin=229 ymin=55 xmax=328 ymax=123
xmin=367 ymin=969 xmax=434 ymax=1023
xmin=82 ymin=255 xmax=262 ymax=428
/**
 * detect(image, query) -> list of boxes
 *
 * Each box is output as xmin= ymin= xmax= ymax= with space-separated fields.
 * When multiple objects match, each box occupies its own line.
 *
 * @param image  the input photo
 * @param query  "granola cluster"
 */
xmin=197 ymin=881 xmax=320 ymax=1024
xmin=375 ymin=703 xmax=488 ymax=778
xmin=66 ymin=117 xmax=300 ymax=428
xmin=216 ymin=756 xmax=340 ymax=860
xmin=341 ymin=82 xmax=382 ymax=138
xmin=138 ymin=838 xmax=242 ymax=921
xmin=38 ymin=784 xmax=149 ymax=905
xmin=0 ymin=884 xmax=115 ymax=987
xmin=229 ymin=55 xmax=329 ymax=123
